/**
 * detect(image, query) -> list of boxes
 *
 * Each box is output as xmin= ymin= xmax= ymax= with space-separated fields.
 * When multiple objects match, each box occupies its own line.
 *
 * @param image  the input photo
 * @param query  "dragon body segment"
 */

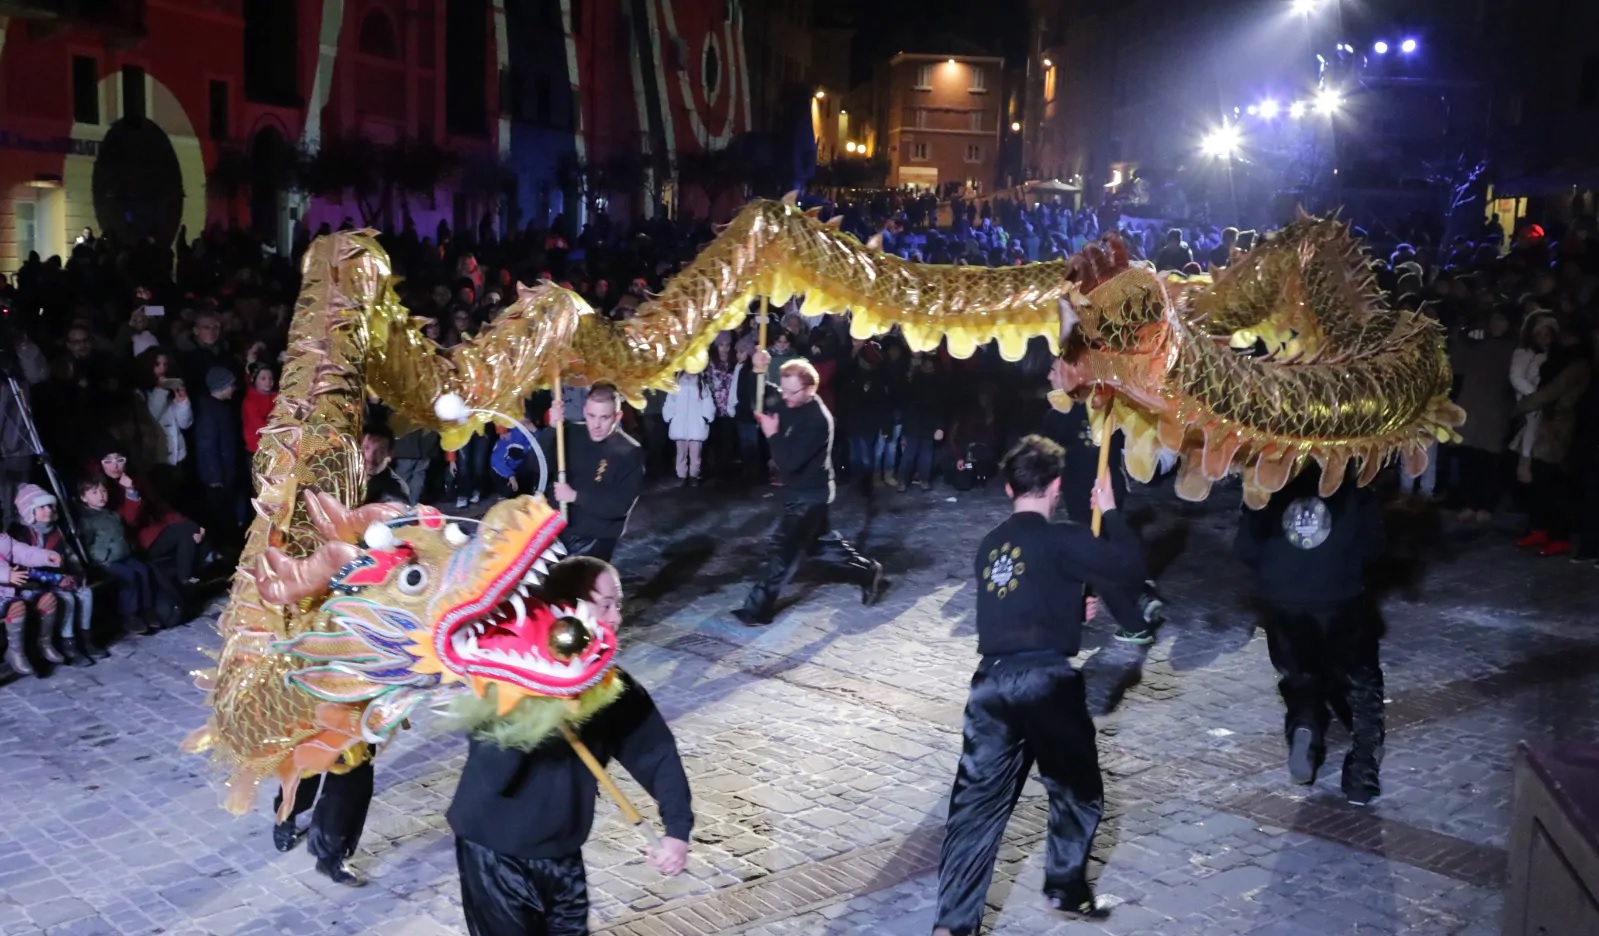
xmin=187 ymin=203 xmax=1462 ymax=814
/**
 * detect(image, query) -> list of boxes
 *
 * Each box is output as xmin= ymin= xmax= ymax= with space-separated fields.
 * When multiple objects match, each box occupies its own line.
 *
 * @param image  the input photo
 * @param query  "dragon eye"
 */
xmin=396 ymin=564 xmax=429 ymax=595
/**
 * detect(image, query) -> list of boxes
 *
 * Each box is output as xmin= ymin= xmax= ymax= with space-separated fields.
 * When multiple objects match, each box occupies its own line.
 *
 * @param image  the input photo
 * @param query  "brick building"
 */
xmin=876 ymin=52 xmax=1004 ymax=195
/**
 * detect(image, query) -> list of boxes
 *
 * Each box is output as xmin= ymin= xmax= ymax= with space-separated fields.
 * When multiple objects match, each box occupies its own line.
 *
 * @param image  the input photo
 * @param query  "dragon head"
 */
xmin=257 ymin=492 xmax=618 ymax=743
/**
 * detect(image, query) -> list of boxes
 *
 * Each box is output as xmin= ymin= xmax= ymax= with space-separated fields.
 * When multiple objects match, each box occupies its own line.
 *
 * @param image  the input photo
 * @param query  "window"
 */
xmin=446 ymin=0 xmax=488 ymax=135
xmin=915 ymin=64 xmax=932 ymax=90
xmin=915 ymin=108 xmax=927 ymax=128
xmin=122 ymin=65 xmax=146 ymax=121
xmin=1581 ymin=56 xmax=1599 ymax=108
xmin=969 ymin=67 xmax=987 ymax=92
xmin=358 ymin=9 xmax=400 ymax=59
xmin=969 ymin=110 xmax=984 ymax=132
xmin=965 ymin=143 xmax=983 ymax=163
xmin=243 ymin=0 xmax=300 ymax=104
xmin=72 ymin=56 xmax=99 ymax=124
xmin=208 ymin=80 xmax=230 ymax=140
xmin=909 ymin=142 xmax=930 ymax=161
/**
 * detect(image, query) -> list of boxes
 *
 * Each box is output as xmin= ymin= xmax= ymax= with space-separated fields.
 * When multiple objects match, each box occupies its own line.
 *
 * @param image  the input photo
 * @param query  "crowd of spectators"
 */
xmin=0 ymin=189 xmax=1595 ymax=680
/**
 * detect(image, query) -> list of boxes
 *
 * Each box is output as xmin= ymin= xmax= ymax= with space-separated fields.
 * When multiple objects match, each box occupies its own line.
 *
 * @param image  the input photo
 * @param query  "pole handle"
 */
xmin=1090 ymin=407 xmax=1116 ymax=538
xmin=753 ymin=296 xmax=770 ymax=414
xmin=561 ymin=726 xmax=659 ymax=849
xmin=553 ymin=372 xmax=568 ymax=519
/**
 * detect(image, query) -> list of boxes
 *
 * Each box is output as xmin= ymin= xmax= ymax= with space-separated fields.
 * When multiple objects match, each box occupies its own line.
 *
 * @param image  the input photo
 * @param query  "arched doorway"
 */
xmin=92 ymin=118 xmax=183 ymax=245
xmin=249 ymin=126 xmax=295 ymax=244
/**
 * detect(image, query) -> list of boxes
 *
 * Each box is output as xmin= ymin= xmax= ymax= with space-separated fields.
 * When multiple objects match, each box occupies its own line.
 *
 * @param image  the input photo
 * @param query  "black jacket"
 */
xmin=1234 ymin=468 xmax=1384 ymax=607
xmin=524 ymin=427 xmax=644 ymax=540
xmin=1040 ymin=405 xmax=1127 ymax=524
xmin=769 ymin=397 xmax=835 ymax=504
xmin=900 ymin=372 xmax=947 ymax=437
xmin=446 ymin=670 xmax=694 ymax=860
xmin=974 ymin=510 xmax=1146 ymax=657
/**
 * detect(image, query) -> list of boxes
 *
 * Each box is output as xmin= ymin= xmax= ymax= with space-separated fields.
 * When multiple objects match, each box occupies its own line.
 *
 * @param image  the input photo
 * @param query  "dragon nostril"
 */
xmin=547 ymin=616 xmax=592 ymax=660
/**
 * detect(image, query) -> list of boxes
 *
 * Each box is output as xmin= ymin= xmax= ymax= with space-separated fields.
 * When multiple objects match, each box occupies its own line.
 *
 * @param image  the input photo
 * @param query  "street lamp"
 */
xmin=815 ymin=89 xmax=826 ymax=99
xmin=1010 ymin=121 xmax=1021 ymax=132
xmin=1042 ymin=57 xmax=1052 ymax=68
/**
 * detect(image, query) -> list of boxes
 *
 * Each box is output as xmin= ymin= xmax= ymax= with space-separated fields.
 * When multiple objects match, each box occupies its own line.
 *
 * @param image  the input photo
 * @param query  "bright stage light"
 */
xmin=1010 ymin=121 xmax=1022 ymax=131
xmin=1400 ymin=38 xmax=1418 ymax=54
xmin=1258 ymin=99 xmax=1281 ymax=119
xmin=845 ymin=142 xmax=857 ymax=153
xmin=1246 ymin=105 xmax=1259 ymax=116
xmin=1314 ymin=88 xmax=1343 ymax=115
xmin=1289 ymin=101 xmax=1308 ymax=119
xmin=1291 ymin=0 xmax=1321 ymax=14
xmin=1373 ymin=40 xmax=1389 ymax=54
xmin=1200 ymin=124 xmax=1242 ymax=159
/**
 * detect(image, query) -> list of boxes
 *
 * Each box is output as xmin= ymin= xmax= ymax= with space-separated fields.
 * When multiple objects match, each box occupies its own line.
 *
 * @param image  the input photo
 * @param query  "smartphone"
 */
xmin=159 ymin=378 xmax=184 ymax=391
xmin=141 ymin=305 xmax=166 ymax=317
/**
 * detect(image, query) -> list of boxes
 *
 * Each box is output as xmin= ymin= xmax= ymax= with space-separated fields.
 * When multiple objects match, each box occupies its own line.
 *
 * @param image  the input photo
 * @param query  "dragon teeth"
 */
xmin=551 ymin=542 xmax=567 ymax=557
xmin=510 ymin=593 xmax=527 ymax=625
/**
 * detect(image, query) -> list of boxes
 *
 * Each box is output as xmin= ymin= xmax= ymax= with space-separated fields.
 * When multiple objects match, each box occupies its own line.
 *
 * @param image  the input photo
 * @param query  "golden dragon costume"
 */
xmin=185 ymin=199 xmax=1462 ymax=814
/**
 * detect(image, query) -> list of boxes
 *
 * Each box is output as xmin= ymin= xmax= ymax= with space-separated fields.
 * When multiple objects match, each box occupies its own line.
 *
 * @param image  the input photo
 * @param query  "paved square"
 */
xmin=1 ymin=478 xmax=1590 ymax=935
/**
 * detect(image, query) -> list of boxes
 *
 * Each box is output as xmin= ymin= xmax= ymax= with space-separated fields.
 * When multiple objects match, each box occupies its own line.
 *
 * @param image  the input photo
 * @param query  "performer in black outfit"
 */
xmin=1234 ymin=463 xmax=1386 ymax=805
xmin=1040 ymin=365 xmax=1165 ymax=645
xmin=270 ymin=429 xmax=409 ymax=884
xmin=933 ymin=436 xmax=1145 ymax=935
xmin=449 ymin=556 xmax=693 ymax=936
xmin=732 ymin=357 xmax=886 ymax=626
xmin=517 ymin=383 xmax=644 ymax=563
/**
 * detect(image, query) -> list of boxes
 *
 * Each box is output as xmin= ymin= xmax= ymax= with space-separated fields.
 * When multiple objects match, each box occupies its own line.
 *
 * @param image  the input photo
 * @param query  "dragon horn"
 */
xmin=303 ymin=490 xmax=407 ymax=543
xmin=255 ymin=540 xmax=363 ymax=606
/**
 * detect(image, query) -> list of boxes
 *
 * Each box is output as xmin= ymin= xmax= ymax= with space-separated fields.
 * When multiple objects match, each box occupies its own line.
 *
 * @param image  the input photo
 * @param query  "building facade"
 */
xmin=0 ymin=0 xmax=506 ymax=272
xmin=880 ymin=53 xmax=1004 ymax=194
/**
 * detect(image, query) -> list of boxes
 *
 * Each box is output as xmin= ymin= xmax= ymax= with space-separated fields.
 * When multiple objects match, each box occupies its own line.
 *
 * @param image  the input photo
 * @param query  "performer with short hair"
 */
xmin=732 ymin=356 xmax=885 ymax=626
xmin=448 ymin=556 xmax=693 ymax=936
xmin=1234 ymin=463 xmax=1386 ymax=805
xmin=933 ymin=435 xmax=1145 ymax=935
xmin=519 ymin=383 xmax=644 ymax=563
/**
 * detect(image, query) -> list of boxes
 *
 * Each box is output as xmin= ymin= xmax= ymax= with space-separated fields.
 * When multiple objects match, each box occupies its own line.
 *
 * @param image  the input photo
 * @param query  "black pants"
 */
xmin=1525 ymin=460 xmax=1575 ymax=539
xmin=1454 ymin=447 xmax=1502 ymax=512
xmin=456 ymin=838 xmax=588 ymax=936
xmin=147 ymin=520 xmax=202 ymax=582
xmin=739 ymin=500 xmax=874 ymax=619
xmin=935 ymin=652 xmax=1103 ymax=935
xmin=559 ymin=534 xmax=617 ymax=564
xmin=1262 ymin=597 xmax=1385 ymax=773
xmin=272 ymin=760 xmax=375 ymax=863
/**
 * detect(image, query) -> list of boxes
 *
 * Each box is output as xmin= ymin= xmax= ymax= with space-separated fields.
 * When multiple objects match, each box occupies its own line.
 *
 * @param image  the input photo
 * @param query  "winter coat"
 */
xmin=193 ymin=393 xmax=243 ymax=487
xmin=241 ymin=386 xmax=277 ymax=454
xmin=1516 ymin=352 xmax=1593 ymax=468
xmin=662 ymin=373 xmax=716 ymax=442
xmin=1449 ymin=333 xmax=1515 ymax=453
xmin=144 ymin=386 xmax=194 ymax=466
xmin=95 ymin=469 xmax=187 ymax=552
xmin=73 ymin=506 xmax=132 ymax=567
xmin=0 ymin=532 xmax=57 ymax=599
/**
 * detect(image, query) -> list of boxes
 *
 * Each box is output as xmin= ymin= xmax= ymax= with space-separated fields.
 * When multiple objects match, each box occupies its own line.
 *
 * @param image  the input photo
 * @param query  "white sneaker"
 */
xmin=455 ymin=497 xmax=468 ymax=509
xmin=469 ymin=492 xmax=481 ymax=504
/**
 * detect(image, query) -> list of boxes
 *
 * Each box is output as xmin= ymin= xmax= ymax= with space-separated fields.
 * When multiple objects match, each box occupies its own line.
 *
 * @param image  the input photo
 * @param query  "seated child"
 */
xmin=10 ymin=483 xmax=104 ymax=666
xmin=74 ymin=475 xmax=179 ymax=636
xmin=0 ymin=526 xmax=62 ymax=677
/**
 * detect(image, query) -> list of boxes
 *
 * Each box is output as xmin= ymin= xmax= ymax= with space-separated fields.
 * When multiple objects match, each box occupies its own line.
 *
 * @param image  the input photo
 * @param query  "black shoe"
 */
xmin=273 ymin=820 xmax=302 ymax=852
xmin=1112 ymin=626 xmax=1156 ymax=645
xmin=860 ymin=561 xmax=887 ymax=606
xmin=731 ymin=606 xmax=772 ymax=627
xmin=1288 ymin=726 xmax=1319 ymax=785
xmin=1341 ymin=756 xmax=1381 ymax=806
xmin=315 ymin=857 xmax=366 ymax=886
xmin=1044 ymin=889 xmax=1111 ymax=920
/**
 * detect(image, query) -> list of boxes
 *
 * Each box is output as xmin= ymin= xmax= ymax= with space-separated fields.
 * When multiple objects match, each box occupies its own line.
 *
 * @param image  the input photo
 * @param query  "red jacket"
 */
xmin=242 ymin=386 xmax=277 ymax=454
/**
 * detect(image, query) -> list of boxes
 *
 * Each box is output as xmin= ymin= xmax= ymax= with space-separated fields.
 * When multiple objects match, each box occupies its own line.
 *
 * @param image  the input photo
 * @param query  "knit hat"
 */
xmin=206 ymin=366 xmax=237 ymax=392
xmin=14 ymin=483 xmax=55 ymax=520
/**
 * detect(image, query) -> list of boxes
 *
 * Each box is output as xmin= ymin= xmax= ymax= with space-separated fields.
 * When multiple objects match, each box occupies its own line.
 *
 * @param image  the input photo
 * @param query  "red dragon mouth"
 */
xmin=431 ymin=497 xmax=618 ymax=702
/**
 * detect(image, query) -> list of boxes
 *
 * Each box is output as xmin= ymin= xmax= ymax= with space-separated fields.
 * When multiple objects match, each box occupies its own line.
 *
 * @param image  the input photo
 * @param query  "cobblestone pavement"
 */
xmin=2 ymin=474 xmax=1595 ymax=936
